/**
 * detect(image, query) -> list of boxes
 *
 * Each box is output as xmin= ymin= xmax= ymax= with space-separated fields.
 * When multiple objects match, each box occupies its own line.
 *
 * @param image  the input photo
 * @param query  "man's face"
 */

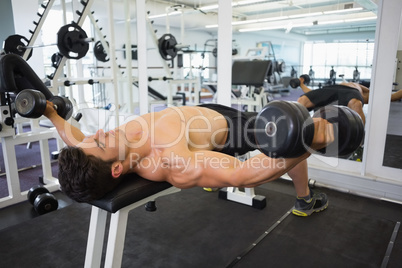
xmin=77 ymin=129 xmax=125 ymax=161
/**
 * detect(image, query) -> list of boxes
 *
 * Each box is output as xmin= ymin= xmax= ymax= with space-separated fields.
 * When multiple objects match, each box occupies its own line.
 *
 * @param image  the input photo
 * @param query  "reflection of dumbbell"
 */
xmin=289 ymin=74 xmax=311 ymax=88
xmin=289 ymin=74 xmax=310 ymax=88
xmin=254 ymin=100 xmax=364 ymax=158
xmin=15 ymin=89 xmax=73 ymax=120
xmin=27 ymin=185 xmax=59 ymax=215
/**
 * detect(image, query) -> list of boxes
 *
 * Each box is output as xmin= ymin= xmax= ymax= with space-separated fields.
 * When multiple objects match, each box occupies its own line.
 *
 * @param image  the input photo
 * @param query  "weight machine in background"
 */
xmin=231 ymin=60 xmax=272 ymax=112
xmin=0 ymin=0 xmax=97 ymax=208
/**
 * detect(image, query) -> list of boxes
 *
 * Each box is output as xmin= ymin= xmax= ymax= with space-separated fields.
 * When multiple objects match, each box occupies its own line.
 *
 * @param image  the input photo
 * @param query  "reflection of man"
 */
xmin=45 ymin=101 xmax=334 ymax=216
xmin=297 ymin=78 xmax=368 ymax=125
xmin=297 ymin=76 xmax=402 ymax=125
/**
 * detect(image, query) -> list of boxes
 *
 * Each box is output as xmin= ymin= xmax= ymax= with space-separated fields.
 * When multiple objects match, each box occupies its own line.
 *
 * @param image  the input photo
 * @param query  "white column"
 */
xmin=136 ymin=0 xmax=148 ymax=114
xmin=124 ymin=0 xmax=134 ymax=114
xmin=216 ymin=0 xmax=232 ymax=106
xmin=108 ymin=0 xmax=120 ymax=126
xmin=363 ymin=0 xmax=402 ymax=181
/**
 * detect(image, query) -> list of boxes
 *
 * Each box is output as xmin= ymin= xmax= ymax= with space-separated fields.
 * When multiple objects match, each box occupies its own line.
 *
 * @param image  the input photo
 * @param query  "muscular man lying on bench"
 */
xmin=45 ymin=102 xmax=335 ymax=216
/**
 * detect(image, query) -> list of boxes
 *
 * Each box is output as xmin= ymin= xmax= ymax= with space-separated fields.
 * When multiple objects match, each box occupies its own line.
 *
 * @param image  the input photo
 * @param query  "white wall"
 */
xmin=11 ymin=0 xmax=45 ymax=78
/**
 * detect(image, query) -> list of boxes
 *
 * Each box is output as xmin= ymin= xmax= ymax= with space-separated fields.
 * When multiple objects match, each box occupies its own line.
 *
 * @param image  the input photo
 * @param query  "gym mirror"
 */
xmin=230 ymin=0 xmax=378 ymax=162
xmin=382 ymin=17 xmax=402 ymax=169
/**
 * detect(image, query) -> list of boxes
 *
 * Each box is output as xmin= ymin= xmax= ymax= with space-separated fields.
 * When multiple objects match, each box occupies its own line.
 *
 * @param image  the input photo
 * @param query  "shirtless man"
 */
xmin=297 ymin=76 xmax=402 ymax=125
xmin=297 ymin=77 xmax=369 ymax=125
xmin=45 ymin=102 xmax=335 ymax=216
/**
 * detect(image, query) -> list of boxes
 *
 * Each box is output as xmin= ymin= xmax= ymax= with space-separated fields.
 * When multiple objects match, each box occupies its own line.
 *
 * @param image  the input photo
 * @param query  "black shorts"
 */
xmin=303 ymin=85 xmax=364 ymax=109
xmin=198 ymin=104 xmax=258 ymax=156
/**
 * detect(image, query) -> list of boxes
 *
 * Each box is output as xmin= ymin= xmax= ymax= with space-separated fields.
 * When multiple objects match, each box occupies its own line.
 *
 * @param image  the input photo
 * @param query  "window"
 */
xmin=303 ymin=41 xmax=375 ymax=81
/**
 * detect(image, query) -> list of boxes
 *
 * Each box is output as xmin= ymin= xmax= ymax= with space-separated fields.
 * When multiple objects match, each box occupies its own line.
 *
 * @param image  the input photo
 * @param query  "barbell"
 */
xmin=255 ymin=100 xmax=364 ymax=158
xmin=93 ymin=33 xmax=189 ymax=62
xmin=3 ymin=23 xmax=92 ymax=60
xmin=15 ymin=89 xmax=73 ymax=120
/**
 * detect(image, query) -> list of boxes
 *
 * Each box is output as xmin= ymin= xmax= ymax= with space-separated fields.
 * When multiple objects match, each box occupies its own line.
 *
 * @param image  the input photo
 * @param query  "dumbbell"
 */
xmin=254 ymin=100 xmax=364 ymax=158
xmin=27 ymin=185 xmax=59 ymax=215
xmin=289 ymin=74 xmax=311 ymax=88
xmin=15 ymin=89 xmax=73 ymax=120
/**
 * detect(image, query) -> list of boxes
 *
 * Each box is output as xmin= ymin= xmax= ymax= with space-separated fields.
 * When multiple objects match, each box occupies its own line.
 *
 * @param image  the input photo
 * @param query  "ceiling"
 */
xmin=129 ymin=0 xmax=379 ymax=36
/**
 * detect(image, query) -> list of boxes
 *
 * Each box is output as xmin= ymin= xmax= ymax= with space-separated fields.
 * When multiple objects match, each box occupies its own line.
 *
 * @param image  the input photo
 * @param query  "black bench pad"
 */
xmin=89 ymin=175 xmax=172 ymax=213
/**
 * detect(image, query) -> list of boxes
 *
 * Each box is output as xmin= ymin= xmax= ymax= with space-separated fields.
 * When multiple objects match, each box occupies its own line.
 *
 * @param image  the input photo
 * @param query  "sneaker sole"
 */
xmin=292 ymin=201 xmax=329 ymax=217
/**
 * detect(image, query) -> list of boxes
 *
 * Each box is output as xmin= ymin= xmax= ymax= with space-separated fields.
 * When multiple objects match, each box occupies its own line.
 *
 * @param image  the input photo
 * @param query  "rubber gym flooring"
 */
xmin=0 ymin=93 xmax=401 ymax=267
xmin=0 ymin=179 xmax=401 ymax=268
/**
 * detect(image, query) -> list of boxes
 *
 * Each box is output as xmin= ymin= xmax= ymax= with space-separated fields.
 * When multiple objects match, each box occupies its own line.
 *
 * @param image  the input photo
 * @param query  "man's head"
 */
xmin=58 ymin=146 xmax=122 ymax=202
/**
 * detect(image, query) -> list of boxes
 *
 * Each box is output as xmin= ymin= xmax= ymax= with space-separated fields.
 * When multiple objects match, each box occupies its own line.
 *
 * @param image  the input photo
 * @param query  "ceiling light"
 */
xmin=239 ymin=22 xmax=313 ymax=32
xmin=289 ymin=12 xmax=323 ymax=19
xmin=199 ymin=4 xmax=219 ymax=11
xmin=234 ymin=0 xmax=267 ymax=6
xmin=207 ymin=15 xmax=289 ymax=28
xmin=257 ymin=16 xmax=288 ymax=22
xmin=200 ymin=0 xmax=267 ymax=11
xmin=323 ymin=7 xmax=363 ymax=15
xmin=319 ymin=20 xmax=344 ymax=25
xmin=148 ymin=11 xmax=181 ymax=19
xmin=232 ymin=19 xmax=259 ymax=25
xmin=344 ymin=16 xmax=377 ymax=22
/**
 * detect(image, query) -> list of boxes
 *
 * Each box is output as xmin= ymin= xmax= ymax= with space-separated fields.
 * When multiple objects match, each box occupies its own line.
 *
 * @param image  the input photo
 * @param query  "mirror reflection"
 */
xmin=383 ymin=23 xmax=402 ymax=169
xmin=222 ymin=0 xmax=379 ymax=161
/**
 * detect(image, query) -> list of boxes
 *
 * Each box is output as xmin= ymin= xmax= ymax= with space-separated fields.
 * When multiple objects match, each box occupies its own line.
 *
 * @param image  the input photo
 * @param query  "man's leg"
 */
xmin=287 ymin=160 xmax=329 ymax=216
xmin=287 ymin=160 xmax=309 ymax=197
xmin=347 ymin=98 xmax=366 ymax=125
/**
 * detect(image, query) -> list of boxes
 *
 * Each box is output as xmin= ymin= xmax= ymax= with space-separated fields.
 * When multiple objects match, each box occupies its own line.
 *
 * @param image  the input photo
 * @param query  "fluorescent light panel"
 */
xmin=323 ymin=7 xmax=363 ymax=14
xmin=201 ymin=0 xmax=266 ymax=11
xmin=238 ymin=16 xmax=377 ymax=32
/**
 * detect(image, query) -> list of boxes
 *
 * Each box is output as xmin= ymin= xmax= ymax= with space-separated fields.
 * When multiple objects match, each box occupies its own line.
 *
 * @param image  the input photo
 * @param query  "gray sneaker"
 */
xmin=292 ymin=190 xmax=329 ymax=216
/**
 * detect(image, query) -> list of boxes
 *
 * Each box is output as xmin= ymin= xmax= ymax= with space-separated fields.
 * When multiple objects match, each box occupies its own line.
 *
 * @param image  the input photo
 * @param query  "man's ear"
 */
xmin=111 ymin=161 xmax=124 ymax=179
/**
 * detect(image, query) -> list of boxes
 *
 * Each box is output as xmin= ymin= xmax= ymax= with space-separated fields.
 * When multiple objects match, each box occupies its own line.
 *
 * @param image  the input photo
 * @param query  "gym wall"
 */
xmin=0 ymin=0 xmax=15 ymax=46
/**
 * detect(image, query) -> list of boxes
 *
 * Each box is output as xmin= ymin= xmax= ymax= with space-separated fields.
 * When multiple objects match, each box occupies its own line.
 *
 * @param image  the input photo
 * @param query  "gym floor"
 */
xmin=0 ymin=91 xmax=401 ymax=267
xmin=0 ymin=180 xmax=401 ymax=267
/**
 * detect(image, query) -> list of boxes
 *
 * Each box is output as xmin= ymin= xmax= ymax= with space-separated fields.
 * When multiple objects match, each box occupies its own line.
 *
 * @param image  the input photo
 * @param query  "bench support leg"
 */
xmin=85 ymin=206 xmax=108 ymax=268
xmin=104 ymin=208 xmax=129 ymax=267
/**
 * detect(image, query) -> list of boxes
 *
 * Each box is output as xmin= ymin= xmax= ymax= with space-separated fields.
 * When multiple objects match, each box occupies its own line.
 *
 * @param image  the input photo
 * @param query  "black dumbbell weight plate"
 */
xmin=292 ymin=101 xmax=315 ymax=154
xmin=93 ymin=41 xmax=109 ymax=62
xmin=313 ymin=106 xmax=364 ymax=157
xmin=3 ymin=34 xmax=33 ymax=60
xmin=27 ymin=185 xmax=49 ymax=205
xmin=49 ymin=96 xmax=73 ymax=120
xmin=289 ymin=78 xmax=300 ymax=88
xmin=34 ymin=193 xmax=59 ymax=215
xmin=57 ymin=23 xmax=89 ymax=60
xmin=158 ymin=34 xmax=178 ymax=60
xmin=15 ymin=89 xmax=47 ymax=118
xmin=255 ymin=101 xmax=313 ymax=158
xmin=300 ymin=74 xmax=311 ymax=85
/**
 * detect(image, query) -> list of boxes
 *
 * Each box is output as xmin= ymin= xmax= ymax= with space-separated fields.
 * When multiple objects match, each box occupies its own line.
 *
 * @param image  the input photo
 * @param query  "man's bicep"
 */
xmin=187 ymin=151 xmax=240 ymax=188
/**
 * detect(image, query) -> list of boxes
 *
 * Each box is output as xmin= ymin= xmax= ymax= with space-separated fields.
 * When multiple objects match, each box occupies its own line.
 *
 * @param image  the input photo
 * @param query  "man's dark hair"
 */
xmin=58 ymin=146 xmax=122 ymax=202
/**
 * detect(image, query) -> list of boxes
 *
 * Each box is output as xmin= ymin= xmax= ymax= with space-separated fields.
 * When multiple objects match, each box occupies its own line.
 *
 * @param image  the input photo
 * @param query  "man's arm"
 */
xmin=44 ymin=101 xmax=86 ymax=146
xmin=299 ymin=77 xmax=312 ymax=93
xmin=165 ymin=118 xmax=333 ymax=189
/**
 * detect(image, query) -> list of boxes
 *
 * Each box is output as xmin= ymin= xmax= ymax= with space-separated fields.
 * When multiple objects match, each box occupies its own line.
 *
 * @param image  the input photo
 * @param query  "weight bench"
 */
xmin=84 ymin=175 xmax=180 ymax=268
